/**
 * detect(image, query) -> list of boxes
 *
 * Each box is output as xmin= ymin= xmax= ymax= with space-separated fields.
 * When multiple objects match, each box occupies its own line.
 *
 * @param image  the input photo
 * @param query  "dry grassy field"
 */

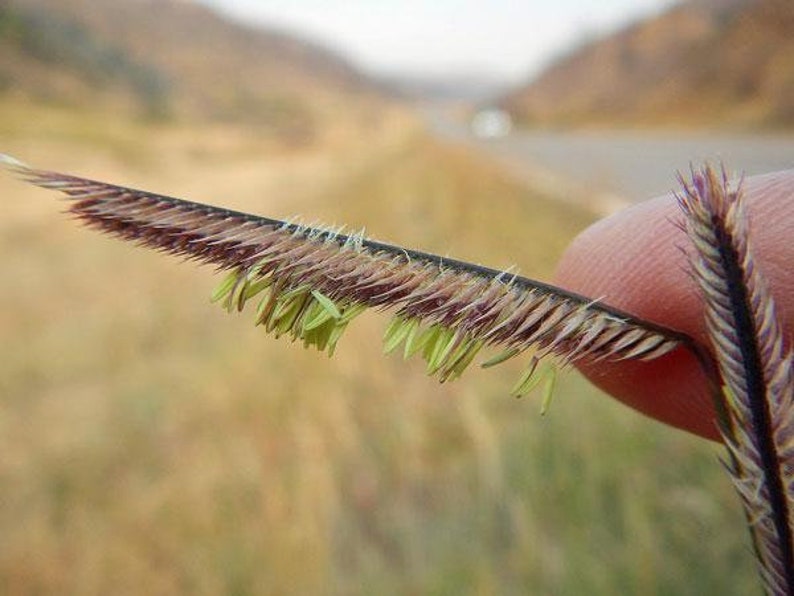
xmin=0 ymin=107 xmax=757 ymax=594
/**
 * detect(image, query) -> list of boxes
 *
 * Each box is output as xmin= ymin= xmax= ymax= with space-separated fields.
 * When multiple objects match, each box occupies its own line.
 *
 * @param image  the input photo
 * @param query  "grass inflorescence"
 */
xmin=1 ymin=154 xmax=692 ymax=401
xmin=678 ymin=165 xmax=794 ymax=595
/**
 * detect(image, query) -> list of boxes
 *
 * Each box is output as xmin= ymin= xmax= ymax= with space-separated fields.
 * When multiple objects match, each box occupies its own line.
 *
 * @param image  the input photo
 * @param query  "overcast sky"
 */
xmin=198 ymin=0 xmax=678 ymax=82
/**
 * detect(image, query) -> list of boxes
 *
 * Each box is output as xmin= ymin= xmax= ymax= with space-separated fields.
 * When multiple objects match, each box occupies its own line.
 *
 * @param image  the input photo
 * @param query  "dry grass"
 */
xmin=0 ymin=112 xmax=757 ymax=595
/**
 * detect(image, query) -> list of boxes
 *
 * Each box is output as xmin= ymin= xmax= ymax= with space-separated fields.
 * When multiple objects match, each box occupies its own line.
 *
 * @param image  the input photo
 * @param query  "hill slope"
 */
xmin=0 ymin=0 xmax=383 ymax=136
xmin=501 ymin=0 xmax=794 ymax=130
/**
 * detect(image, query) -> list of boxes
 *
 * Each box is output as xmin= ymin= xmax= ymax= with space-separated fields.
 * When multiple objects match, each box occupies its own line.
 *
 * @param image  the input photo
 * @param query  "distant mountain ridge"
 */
xmin=500 ymin=0 xmax=794 ymax=130
xmin=0 ymin=0 xmax=383 ymax=134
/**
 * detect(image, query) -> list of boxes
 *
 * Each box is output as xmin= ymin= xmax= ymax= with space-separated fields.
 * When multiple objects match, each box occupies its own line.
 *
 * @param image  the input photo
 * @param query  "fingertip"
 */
xmin=554 ymin=196 xmax=718 ymax=439
xmin=555 ymin=169 xmax=794 ymax=441
xmin=574 ymin=350 xmax=721 ymax=441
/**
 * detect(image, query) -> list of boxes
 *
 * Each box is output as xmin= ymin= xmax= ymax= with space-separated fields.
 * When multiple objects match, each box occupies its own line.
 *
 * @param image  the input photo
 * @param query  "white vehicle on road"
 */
xmin=470 ymin=108 xmax=513 ymax=138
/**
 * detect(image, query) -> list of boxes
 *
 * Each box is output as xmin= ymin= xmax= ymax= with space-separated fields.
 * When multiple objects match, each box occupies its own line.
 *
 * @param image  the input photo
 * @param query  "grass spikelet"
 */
xmin=3 ymin=156 xmax=692 ymax=400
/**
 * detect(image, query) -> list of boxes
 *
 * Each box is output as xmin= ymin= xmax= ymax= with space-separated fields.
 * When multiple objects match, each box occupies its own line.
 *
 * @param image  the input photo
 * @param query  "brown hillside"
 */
xmin=501 ymin=0 xmax=794 ymax=130
xmin=0 ymin=0 xmax=384 ymax=136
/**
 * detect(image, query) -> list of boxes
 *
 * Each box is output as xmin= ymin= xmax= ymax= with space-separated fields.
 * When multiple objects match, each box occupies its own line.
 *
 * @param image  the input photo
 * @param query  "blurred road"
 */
xmin=425 ymin=107 xmax=794 ymax=212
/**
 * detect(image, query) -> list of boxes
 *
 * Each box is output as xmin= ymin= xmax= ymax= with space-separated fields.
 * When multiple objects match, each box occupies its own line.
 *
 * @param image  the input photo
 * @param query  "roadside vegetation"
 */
xmin=0 ymin=107 xmax=758 ymax=594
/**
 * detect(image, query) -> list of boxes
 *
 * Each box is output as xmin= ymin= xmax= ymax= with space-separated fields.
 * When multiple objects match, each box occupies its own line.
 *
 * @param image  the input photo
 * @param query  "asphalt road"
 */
xmin=426 ymin=108 xmax=794 ymax=213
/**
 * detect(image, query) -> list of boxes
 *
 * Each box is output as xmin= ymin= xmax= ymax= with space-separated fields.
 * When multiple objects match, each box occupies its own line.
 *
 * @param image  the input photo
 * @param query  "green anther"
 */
xmin=243 ymin=276 xmax=273 ymax=301
xmin=540 ymin=367 xmax=557 ymax=416
xmin=383 ymin=317 xmax=413 ymax=354
xmin=303 ymin=318 xmax=335 ymax=351
xmin=481 ymin=346 xmax=520 ymax=368
xmin=211 ymin=269 xmax=241 ymax=303
xmin=326 ymin=322 xmax=348 ymax=356
xmin=339 ymin=303 xmax=366 ymax=323
xmin=384 ymin=316 xmax=404 ymax=350
xmin=255 ymin=289 xmax=277 ymax=326
xmin=401 ymin=319 xmax=422 ymax=359
xmin=302 ymin=300 xmax=334 ymax=332
xmin=420 ymin=325 xmax=442 ymax=362
xmin=310 ymin=290 xmax=342 ymax=319
xmin=270 ymin=291 xmax=310 ymax=336
xmin=426 ymin=327 xmax=457 ymax=374
xmin=441 ymin=338 xmax=484 ymax=381
xmin=230 ymin=276 xmax=251 ymax=312
xmin=510 ymin=359 xmax=541 ymax=398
